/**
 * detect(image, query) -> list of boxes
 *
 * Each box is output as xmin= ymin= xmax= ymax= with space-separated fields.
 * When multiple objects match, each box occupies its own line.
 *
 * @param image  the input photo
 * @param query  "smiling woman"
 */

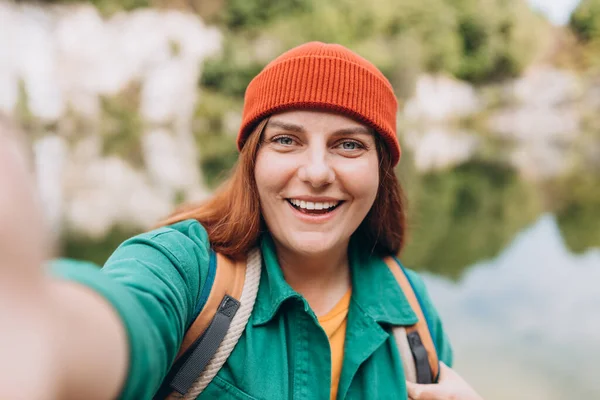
xmin=256 ymin=112 xmax=386 ymax=259
xmin=4 ymin=42 xmax=482 ymax=400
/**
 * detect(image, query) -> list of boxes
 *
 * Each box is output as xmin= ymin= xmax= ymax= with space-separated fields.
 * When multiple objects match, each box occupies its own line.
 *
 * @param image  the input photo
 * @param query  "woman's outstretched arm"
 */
xmin=0 ymin=126 xmax=127 ymax=399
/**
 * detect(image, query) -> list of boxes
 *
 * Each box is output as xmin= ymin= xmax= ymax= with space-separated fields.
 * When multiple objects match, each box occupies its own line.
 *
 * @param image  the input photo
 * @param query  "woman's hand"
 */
xmin=0 ymin=121 xmax=59 ymax=399
xmin=0 ymin=122 xmax=128 ymax=400
xmin=406 ymin=362 xmax=483 ymax=400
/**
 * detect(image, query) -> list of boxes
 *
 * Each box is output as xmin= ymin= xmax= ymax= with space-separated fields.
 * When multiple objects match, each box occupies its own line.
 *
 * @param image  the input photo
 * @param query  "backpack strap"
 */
xmin=177 ymin=251 xmax=247 ymax=359
xmin=383 ymin=256 xmax=440 ymax=384
xmin=155 ymin=248 xmax=262 ymax=400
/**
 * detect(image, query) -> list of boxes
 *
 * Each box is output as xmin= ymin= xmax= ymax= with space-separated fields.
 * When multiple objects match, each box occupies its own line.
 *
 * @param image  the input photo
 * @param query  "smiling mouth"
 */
xmin=286 ymin=199 xmax=343 ymax=215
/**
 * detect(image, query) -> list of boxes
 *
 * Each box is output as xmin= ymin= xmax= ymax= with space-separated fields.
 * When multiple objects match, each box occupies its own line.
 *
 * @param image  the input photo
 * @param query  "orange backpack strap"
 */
xmin=155 ymin=249 xmax=261 ymax=400
xmin=383 ymin=256 xmax=440 ymax=383
xmin=177 ymin=252 xmax=246 ymax=359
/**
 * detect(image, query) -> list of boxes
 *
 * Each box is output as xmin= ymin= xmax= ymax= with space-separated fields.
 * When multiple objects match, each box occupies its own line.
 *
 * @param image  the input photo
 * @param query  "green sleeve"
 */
xmin=50 ymin=219 xmax=211 ymax=399
xmin=404 ymin=269 xmax=454 ymax=369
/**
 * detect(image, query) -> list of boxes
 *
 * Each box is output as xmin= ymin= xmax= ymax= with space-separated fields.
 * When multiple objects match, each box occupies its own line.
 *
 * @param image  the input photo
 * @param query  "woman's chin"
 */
xmin=284 ymin=235 xmax=344 ymax=257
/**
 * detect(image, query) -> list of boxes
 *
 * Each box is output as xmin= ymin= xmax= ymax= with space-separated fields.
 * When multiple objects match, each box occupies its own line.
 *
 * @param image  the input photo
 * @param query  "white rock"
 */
xmin=65 ymin=157 xmax=172 ymax=238
xmin=142 ymin=127 xmax=203 ymax=195
xmin=404 ymin=128 xmax=480 ymax=172
xmin=404 ymin=74 xmax=481 ymax=122
xmin=3 ymin=3 xmax=222 ymax=123
xmin=511 ymin=66 xmax=582 ymax=107
xmin=33 ymin=135 xmax=68 ymax=233
xmin=0 ymin=3 xmax=19 ymax=114
xmin=510 ymin=142 xmax=572 ymax=181
xmin=14 ymin=4 xmax=64 ymax=121
xmin=0 ymin=2 xmax=221 ymax=236
xmin=488 ymin=106 xmax=579 ymax=142
xmin=139 ymin=59 xmax=199 ymax=124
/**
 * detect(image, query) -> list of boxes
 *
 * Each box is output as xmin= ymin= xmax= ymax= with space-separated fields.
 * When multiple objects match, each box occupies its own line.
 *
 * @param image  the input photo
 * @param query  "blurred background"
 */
xmin=1 ymin=0 xmax=599 ymax=398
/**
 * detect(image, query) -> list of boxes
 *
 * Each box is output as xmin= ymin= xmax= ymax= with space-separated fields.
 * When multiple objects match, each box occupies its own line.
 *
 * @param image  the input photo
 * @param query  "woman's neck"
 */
xmin=274 ymin=243 xmax=352 ymax=316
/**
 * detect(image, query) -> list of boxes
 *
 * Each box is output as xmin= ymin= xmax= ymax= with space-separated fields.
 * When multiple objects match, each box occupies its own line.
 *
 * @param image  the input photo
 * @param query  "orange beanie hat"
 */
xmin=238 ymin=42 xmax=401 ymax=165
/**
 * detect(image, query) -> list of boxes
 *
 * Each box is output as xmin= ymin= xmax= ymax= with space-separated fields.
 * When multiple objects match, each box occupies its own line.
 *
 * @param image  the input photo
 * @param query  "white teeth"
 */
xmin=288 ymin=199 xmax=340 ymax=210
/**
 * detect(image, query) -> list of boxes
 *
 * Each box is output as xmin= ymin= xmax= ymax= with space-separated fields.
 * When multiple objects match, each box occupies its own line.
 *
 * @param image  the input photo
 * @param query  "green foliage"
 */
xmin=15 ymin=79 xmax=36 ymax=133
xmin=197 ymin=0 xmax=546 ymax=104
xmin=400 ymin=160 xmax=541 ymax=279
xmin=452 ymin=0 xmax=547 ymax=82
xmin=220 ymin=0 xmax=312 ymax=31
xmin=568 ymin=0 xmax=600 ymax=70
xmin=99 ymin=83 xmax=145 ymax=168
xmin=60 ymin=225 xmax=142 ymax=266
xmin=552 ymin=173 xmax=600 ymax=253
xmin=263 ymin=0 xmax=462 ymax=86
xmin=197 ymin=135 xmax=239 ymax=188
xmin=49 ymin=0 xmax=153 ymax=15
xmin=570 ymin=0 xmax=600 ymax=42
xmin=193 ymin=90 xmax=241 ymax=188
xmin=201 ymin=54 xmax=264 ymax=97
xmin=42 ymin=0 xmax=548 ymax=91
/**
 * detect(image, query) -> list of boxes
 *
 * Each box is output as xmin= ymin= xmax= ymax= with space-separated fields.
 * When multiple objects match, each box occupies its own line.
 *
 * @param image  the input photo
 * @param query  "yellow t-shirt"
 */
xmin=318 ymin=290 xmax=352 ymax=400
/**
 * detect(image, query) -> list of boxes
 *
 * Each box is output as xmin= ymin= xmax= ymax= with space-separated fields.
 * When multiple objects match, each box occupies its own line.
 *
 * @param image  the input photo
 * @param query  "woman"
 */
xmin=0 ymin=42 xmax=482 ymax=399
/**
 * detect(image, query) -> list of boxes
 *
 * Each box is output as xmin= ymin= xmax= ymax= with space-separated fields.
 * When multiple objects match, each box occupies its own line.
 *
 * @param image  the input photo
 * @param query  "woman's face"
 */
xmin=254 ymin=110 xmax=380 ymax=258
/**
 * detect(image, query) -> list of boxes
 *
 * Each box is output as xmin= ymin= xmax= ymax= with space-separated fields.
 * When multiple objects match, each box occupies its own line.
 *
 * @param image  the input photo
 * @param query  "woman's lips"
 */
xmin=286 ymin=199 xmax=342 ymax=223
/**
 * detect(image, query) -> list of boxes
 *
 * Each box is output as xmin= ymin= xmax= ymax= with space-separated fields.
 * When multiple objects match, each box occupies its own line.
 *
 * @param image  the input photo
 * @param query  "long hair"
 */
xmin=161 ymin=118 xmax=407 ymax=258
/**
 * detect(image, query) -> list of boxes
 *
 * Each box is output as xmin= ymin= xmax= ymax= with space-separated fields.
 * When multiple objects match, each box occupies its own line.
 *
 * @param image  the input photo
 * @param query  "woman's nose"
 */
xmin=297 ymin=151 xmax=335 ymax=188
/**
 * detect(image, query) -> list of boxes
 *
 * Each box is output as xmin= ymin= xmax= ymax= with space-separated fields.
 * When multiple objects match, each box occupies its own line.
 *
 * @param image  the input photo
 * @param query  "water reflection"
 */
xmin=400 ymin=160 xmax=542 ymax=279
xmin=552 ymin=173 xmax=600 ymax=254
xmin=423 ymin=214 xmax=600 ymax=400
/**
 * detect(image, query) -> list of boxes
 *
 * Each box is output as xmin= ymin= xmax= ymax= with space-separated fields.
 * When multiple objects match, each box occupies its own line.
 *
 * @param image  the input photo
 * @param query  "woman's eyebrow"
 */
xmin=267 ymin=120 xmax=305 ymax=133
xmin=331 ymin=126 xmax=372 ymax=136
xmin=267 ymin=120 xmax=372 ymax=136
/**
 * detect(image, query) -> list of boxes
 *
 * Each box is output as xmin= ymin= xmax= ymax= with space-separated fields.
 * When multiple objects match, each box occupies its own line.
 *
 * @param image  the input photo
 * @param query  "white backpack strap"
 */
xmin=182 ymin=248 xmax=262 ymax=399
xmin=393 ymin=326 xmax=417 ymax=383
xmin=164 ymin=248 xmax=261 ymax=400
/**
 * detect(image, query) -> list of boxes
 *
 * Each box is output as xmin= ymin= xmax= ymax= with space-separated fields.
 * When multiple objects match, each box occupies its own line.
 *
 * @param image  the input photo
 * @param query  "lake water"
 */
xmin=424 ymin=214 xmax=600 ymax=400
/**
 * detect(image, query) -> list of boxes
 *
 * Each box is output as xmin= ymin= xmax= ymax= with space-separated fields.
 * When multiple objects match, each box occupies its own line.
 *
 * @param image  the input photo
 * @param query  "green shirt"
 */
xmin=52 ymin=219 xmax=453 ymax=399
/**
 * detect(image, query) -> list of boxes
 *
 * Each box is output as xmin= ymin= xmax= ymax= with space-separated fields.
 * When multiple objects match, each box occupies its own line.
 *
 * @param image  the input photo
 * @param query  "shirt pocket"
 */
xmin=200 ymin=375 xmax=260 ymax=400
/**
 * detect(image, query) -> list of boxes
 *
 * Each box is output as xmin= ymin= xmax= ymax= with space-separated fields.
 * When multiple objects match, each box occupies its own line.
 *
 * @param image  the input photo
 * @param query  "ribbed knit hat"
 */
xmin=238 ymin=41 xmax=401 ymax=165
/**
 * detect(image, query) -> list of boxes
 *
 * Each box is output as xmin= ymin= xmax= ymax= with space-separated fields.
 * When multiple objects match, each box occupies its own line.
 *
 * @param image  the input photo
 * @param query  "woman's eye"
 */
xmin=338 ymin=141 xmax=362 ymax=150
xmin=275 ymin=136 xmax=294 ymax=146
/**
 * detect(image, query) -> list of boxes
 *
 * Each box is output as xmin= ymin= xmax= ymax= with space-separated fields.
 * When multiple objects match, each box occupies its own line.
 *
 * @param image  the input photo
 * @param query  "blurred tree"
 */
xmin=550 ymin=173 xmax=600 ymax=253
xmin=193 ymin=90 xmax=241 ymax=188
xmin=570 ymin=0 xmax=600 ymax=42
xmin=39 ymin=0 xmax=549 ymax=89
xmin=197 ymin=0 xmax=547 ymax=103
xmin=452 ymin=0 xmax=547 ymax=82
xmin=61 ymin=226 xmax=142 ymax=266
xmin=569 ymin=0 xmax=600 ymax=69
xmin=219 ymin=0 xmax=312 ymax=31
xmin=99 ymin=82 xmax=145 ymax=168
xmin=51 ymin=0 xmax=153 ymax=15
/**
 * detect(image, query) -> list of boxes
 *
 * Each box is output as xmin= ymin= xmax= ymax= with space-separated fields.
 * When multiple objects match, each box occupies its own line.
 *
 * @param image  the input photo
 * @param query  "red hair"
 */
xmin=160 ymin=118 xmax=407 ymax=258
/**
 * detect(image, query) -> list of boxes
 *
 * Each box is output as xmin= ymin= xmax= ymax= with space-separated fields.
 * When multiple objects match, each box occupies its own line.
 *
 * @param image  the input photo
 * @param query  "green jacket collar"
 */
xmin=252 ymin=234 xmax=417 ymax=326
xmin=347 ymin=243 xmax=418 ymax=325
xmin=252 ymin=235 xmax=299 ymax=326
